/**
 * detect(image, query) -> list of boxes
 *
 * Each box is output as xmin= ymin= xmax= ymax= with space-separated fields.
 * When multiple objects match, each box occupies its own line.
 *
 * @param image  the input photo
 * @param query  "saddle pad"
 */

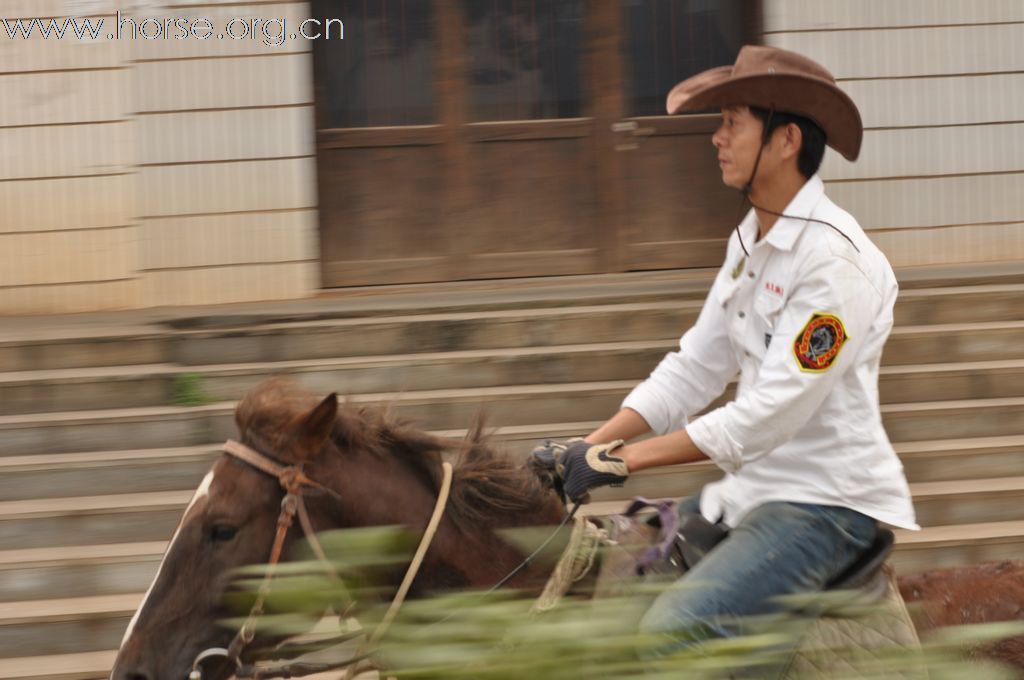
xmin=782 ymin=566 xmax=926 ymax=679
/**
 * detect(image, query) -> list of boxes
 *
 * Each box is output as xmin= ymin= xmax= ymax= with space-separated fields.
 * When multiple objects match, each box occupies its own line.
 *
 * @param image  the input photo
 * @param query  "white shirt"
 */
xmin=622 ymin=175 xmax=919 ymax=530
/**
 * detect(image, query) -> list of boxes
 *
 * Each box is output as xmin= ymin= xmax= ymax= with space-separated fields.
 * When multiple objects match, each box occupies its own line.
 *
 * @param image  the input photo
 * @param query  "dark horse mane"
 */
xmin=236 ymin=378 xmax=557 ymax=532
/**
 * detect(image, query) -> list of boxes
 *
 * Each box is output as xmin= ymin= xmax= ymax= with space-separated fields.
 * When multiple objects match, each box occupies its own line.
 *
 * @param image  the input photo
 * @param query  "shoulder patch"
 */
xmin=793 ymin=313 xmax=849 ymax=372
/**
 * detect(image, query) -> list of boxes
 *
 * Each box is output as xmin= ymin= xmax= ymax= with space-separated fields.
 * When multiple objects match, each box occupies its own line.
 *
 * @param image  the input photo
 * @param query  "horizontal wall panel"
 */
xmin=0 ymin=278 xmax=139 ymax=315
xmin=0 ymin=121 xmax=132 ymax=180
xmin=847 ymin=73 xmax=1024 ymax=129
xmin=873 ymin=222 xmax=1024 ymax=267
xmin=163 ymin=0 xmax=309 ymax=7
xmin=0 ymin=226 xmax=137 ymax=286
xmin=124 ymin=3 xmax=315 ymax=60
xmin=1 ymin=1 xmax=117 ymax=17
xmin=825 ymin=173 xmax=1024 ymax=231
xmin=141 ymin=209 xmax=317 ymax=269
xmin=0 ymin=174 xmax=134 ymax=231
xmin=764 ymin=0 xmax=1024 ymax=32
xmin=143 ymin=260 xmax=317 ymax=307
xmin=0 ymin=27 xmax=125 ymax=74
xmin=136 ymin=105 xmax=314 ymax=164
xmin=139 ymin=157 xmax=316 ymax=217
xmin=0 ymin=69 xmax=129 ymax=127
xmin=820 ymin=123 xmax=1024 ymax=181
xmin=766 ymin=24 xmax=1020 ymax=79
xmin=133 ymin=51 xmax=312 ymax=111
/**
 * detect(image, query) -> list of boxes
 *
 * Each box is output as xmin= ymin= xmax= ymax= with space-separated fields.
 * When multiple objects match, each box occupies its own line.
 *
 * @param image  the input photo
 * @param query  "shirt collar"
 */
xmin=756 ymin=175 xmax=826 ymax=252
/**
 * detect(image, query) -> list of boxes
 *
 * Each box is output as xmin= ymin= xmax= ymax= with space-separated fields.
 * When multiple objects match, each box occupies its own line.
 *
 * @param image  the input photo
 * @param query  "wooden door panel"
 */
xmin=457 ymin=120 xmax=600 ymax=279
xmin=622 ymin=115 xmax=738 ymax=270
xmin=317 ymin=129 xmax=450 ymax=287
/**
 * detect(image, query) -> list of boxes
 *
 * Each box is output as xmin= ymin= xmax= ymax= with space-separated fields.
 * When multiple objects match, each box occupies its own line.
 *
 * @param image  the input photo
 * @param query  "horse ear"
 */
xmin=293 ymin=393 xmax=338 ymax=459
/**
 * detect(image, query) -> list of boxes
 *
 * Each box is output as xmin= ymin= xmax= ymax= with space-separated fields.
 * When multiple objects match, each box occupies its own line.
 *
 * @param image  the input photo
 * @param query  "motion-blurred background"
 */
xmin=0 ymin=1 xmax=1022 ymax=677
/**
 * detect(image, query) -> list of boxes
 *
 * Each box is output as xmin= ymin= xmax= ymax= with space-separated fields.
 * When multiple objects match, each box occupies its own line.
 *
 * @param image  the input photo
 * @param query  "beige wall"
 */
xmin=2 ymin=1 xmax=1021 ymax=314
xmin=0 ymin=0 xmax=318 ymax=314
xmin=763 ymin=0 xmax=1024 ymax=267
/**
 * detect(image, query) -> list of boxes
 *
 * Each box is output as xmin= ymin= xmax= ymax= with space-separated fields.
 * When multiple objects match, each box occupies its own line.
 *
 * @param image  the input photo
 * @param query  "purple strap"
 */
xmin=623 ymin=497 xmax=680 ymax=574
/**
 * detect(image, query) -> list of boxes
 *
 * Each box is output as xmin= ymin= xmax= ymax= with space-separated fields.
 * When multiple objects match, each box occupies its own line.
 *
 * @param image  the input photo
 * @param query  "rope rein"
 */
xmin=191 ymin=439 xmax=579 ymax=680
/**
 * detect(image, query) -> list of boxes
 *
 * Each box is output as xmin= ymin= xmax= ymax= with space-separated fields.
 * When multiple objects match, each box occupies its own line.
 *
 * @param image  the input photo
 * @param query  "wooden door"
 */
xmin=312 ymin=0 xmax=758 ymax=288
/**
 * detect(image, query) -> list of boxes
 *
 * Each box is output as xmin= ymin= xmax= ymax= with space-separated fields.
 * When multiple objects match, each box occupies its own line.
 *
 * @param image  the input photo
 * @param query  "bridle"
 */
xmin=188 ymin=439 xmax=453 ymax=680
xmin=187 ymin=437 xmax=576 ymax=680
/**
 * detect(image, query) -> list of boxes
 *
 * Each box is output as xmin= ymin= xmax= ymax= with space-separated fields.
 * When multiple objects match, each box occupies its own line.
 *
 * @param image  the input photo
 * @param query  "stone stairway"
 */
xmin=1 ymin=266 xmax=1023 ymax=679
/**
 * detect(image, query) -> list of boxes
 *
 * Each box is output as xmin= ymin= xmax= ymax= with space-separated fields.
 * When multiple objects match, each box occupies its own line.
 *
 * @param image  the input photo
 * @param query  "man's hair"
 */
xmin=749 ymin=106 xmax=827 ymax=179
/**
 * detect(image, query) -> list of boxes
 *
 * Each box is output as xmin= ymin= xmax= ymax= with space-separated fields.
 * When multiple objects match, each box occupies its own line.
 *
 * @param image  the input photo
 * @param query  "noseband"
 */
xmin=188 ymin=439 xmax=453 ymax=680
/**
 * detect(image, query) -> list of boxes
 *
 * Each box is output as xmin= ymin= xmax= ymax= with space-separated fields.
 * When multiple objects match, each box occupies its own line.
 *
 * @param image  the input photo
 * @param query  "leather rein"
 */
xmin=188 ymin=439 xmax=454 ymax=680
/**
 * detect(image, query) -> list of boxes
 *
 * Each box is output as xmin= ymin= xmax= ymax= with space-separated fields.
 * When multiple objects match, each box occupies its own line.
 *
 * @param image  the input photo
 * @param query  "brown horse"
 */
xmin=111 ymin=377 xmax=564 ymax=680
xmin=111 ymin=378 xmax=1024 ymax=678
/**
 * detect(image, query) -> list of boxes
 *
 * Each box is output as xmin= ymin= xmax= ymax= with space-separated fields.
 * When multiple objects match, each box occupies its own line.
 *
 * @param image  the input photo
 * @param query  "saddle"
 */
xmin=604 ymin=498 xmax=894 ymax=599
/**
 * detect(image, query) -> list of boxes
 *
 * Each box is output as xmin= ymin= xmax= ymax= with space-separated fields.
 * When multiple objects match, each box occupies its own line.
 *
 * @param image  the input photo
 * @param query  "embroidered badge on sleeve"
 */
xmin=793 ymin=313 xmax=849 ymax=372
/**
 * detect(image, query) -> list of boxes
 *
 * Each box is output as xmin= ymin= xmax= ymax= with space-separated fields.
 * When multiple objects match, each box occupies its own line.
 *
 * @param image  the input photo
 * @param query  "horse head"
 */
xmin=110 ymin=377 xmax=564 ymax=680
xmin=110 ymin=379 xmax=342 ymax=680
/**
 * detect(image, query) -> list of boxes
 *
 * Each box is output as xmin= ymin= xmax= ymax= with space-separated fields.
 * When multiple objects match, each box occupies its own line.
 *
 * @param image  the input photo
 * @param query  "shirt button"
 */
xmin=748 ymin=271 xmax=755 ymax=278
xmin=738 ymin=311 xmax=746 ymax=319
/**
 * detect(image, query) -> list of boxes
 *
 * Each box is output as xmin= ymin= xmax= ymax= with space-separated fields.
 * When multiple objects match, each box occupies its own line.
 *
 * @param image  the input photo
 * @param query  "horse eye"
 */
xmin=209 ymin=525 xmax=238 ymax=543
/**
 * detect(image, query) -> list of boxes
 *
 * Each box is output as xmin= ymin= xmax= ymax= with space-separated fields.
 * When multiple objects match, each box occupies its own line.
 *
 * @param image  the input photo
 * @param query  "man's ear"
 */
xmin=781 ymin=122 xmax=803 ymax=161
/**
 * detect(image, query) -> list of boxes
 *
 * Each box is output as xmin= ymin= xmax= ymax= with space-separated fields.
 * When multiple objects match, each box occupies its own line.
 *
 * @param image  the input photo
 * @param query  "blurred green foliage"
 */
xmin=224 ymin=526 xmax=1024 ymax=679
xmin=170 ymin=372 xmax=211 ymax=406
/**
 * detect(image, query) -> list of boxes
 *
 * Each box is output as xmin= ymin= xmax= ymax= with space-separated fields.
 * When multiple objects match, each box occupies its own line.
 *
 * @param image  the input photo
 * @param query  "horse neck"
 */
xmin=423 ymin=483 xmax=567 ymax=592
xmin=305 ymin=453 xmax=566 ymax=593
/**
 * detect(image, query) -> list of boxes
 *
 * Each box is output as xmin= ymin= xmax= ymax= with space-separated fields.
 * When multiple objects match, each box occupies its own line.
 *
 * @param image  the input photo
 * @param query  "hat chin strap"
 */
xmin=733 ymin=107 xmax=860 ymax=255
xmin=734 ymin=107 xmax=775 ymax=256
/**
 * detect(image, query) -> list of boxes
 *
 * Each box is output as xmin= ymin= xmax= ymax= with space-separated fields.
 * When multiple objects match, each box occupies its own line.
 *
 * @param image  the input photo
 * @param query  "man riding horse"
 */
xmin=533 ymin=44 xmax=919 ymax=656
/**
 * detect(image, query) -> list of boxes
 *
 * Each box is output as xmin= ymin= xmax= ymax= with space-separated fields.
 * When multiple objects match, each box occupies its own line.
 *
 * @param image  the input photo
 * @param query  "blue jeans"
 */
xmin=639 ymin=493 xmax=877 ymax=660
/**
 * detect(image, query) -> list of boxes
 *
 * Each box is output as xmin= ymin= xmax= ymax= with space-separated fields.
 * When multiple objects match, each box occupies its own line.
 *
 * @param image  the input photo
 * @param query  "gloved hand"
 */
xmin=558 ymin=439 xmax=629 ymax=504
xmin=527 ymin=438 xmax=583 ymax=501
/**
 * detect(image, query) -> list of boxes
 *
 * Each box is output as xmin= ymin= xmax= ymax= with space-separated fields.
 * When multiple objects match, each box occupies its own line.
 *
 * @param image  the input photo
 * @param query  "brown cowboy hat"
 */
xmin=666 ymin=45 xmax=863 ymax=161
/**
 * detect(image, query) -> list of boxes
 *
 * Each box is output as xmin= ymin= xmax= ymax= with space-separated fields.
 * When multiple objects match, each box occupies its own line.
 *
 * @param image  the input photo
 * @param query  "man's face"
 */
xmin=712 ymin=105 xmax=767 ymax=189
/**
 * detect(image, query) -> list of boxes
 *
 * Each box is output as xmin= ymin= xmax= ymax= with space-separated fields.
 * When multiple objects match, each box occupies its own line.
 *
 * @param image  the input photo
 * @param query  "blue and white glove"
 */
xmin=558 ymin=439 xmax=629 ymax=503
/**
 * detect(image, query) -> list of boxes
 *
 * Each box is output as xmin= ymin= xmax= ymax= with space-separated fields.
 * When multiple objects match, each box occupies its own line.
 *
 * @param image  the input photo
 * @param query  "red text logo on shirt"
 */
xmin=764 ymin=282 xmax=784 ymax=297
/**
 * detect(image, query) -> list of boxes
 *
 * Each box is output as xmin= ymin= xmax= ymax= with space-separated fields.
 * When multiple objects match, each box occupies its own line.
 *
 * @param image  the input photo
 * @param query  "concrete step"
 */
xmin=890 ymin=520 xmax=1024 ymax=575
xmin=3 ymin=380 xmax=1024 ymax=458
xmin=11 ymin=526 xmax=1024 ymax=662
xmin=1 ymin=435 xmax=1021 ymax=601
xmin=580 ymin=500 xmax=1024 ymax=576
xmin=882 ymin=396 xmax=1024 ymax=442
xmin=0 ymin=650 xmax=114 ymax=680
xmin=0 ymin=300 xmax=696 ymax=373
xmin=3 ymin=431 xmax=1021 ymax=507
xmin=892 ymin=283 xmax=1024 ymax=326
xmin=591 ymin=435 xmax=1024 ymax=503
xmin=0 ymin=594 xmax=138 ymax=660
xmin=2 ymin=280 xmax=1023 ymax=374
xmin=896 ymin=435 xmax=1024 ymax=483
xmin=4 ymin=431 xmax=1023 ymax=552
xmin=0 ymin=402 xmax=234 ymax=456
xmin=879 ymin=358 xmax=1024 ymax=404
xmin=0 ymin=418 xmax=613 ymax=500
xmin=161 ymin=284 xmax=1024 ymax=367
xmin=593 ymin=473 xmax=1024 ymax=527
xmin=911 ymin=477 xmax=1024 ymax=527
xmin=0 ymin=329 xmax=167 ymax=374
xmin=0 ymin=543 xmax=164 ymax=603
xmin=0 ymin=446 xmax=218 ymax=501
xmin=4 ymin=513 xmax=1024 ymax=662
xmin=0 ymin=491 xmax=191 ymax=550
xmin=0 ymin=341 xmax=672 ymax=416
xmin=5 ymin=328 xmax=1024 ymax=415
xmin=885 ymin=320 xmax=1024 ymax=366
